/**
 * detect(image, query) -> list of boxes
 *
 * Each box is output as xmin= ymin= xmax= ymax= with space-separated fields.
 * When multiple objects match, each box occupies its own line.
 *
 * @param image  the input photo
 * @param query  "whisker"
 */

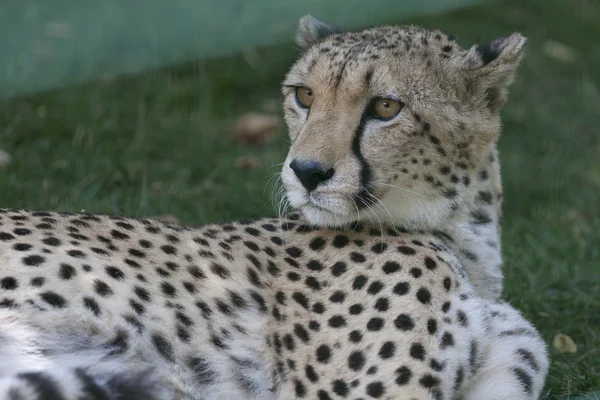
xmin=370 ymin=181 xmax=428 ymax=199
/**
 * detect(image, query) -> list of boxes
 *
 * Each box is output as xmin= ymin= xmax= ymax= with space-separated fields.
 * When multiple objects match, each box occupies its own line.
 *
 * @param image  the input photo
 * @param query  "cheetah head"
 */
xmin=280 ymin=16 xmax=526 ymax=229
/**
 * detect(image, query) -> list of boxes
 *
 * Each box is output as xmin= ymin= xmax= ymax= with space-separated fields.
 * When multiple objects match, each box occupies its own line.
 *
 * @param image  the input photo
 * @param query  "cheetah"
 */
xmin=0 ymin=16 xmax=548 ymax=400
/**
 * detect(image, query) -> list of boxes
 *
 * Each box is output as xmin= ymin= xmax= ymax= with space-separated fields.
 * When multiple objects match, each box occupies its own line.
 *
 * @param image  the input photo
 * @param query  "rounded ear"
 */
xmin=459 ymin=33 xmax=527 ymax=111
xmin=296 ymin=15 xmax=342 ymax=49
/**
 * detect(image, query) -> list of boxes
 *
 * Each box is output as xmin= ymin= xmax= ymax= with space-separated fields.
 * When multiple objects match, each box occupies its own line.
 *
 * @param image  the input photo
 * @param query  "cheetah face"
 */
xmin=280 ymin=16 xmax=525 ymax=228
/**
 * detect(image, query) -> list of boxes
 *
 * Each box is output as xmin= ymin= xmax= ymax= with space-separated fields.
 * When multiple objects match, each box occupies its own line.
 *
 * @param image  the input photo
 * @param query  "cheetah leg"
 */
xmin=463 ymin=302 xmax=549 ymax=400
xmin=0 ymin=309 xmax=172 ymax=400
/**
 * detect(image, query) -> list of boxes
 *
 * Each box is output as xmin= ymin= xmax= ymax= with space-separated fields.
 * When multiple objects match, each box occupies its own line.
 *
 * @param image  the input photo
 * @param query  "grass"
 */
xmin=0 ymin=0 xmax=598 ymax=397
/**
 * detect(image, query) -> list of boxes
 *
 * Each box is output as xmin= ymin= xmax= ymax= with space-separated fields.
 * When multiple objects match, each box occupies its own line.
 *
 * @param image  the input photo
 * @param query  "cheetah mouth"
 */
xmin=288 ymin=191 xmax=365 ymax=227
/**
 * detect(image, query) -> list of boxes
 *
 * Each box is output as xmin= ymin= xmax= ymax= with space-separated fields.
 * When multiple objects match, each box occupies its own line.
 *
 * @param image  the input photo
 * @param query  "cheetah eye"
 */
xmin=372 ymin=98 xmax=403 ymax=120
xmin=295 ymin=87 xmax=314 ymax=108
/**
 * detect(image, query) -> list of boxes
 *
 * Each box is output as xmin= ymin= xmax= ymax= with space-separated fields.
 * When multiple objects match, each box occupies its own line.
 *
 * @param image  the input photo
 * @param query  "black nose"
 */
xmin=289 ymin=159 xmax=335 ymax=192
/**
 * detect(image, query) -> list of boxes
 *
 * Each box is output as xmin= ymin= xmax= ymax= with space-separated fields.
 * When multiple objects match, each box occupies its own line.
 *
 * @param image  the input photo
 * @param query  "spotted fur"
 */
xmin=0 ymin=16 xmax=548 ymax=400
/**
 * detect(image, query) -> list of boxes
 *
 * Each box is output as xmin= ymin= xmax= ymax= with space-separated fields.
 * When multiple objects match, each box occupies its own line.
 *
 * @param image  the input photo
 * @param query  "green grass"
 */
xmin=0 ymin=0 xmax=598 ymax=397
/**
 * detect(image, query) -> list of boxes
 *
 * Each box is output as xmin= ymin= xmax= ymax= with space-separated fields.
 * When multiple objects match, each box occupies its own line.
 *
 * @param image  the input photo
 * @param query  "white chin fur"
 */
xmin=287 ymin=186 xmax=454 ymax=230
xmin=299 ymin=206 xmax=360 ymax=228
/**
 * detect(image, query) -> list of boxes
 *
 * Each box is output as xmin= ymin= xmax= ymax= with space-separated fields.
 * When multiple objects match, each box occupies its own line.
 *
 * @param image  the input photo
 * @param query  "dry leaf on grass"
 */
xmin=552 ymin=333 xmax=577 ymax=353
xmin=0 ymin=150 xmax=11 ymax=169
xmin=234 ymin=156 xmax=261 ymax=169
xmin=542 ymin=40 xmax=577 ymax=63
xmin=537 ymin=312 xmax=550 ymax=317
xmin=151 ymin=214 xmax=181 ymax=225
xmin=233 ymin=113 xmax=279 ymax=147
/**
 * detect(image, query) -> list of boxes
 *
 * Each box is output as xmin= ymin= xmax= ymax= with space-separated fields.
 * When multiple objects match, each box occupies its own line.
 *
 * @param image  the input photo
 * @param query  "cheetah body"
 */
xmin=0 ymin=16 xmax=549 ymax=400
xmin=0 ymin=210 xmax=546 ymax=400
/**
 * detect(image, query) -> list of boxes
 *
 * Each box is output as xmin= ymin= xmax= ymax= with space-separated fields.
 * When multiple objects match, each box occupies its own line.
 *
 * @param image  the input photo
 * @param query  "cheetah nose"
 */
xmin=289 ymin=159 xmax=335 ymax=192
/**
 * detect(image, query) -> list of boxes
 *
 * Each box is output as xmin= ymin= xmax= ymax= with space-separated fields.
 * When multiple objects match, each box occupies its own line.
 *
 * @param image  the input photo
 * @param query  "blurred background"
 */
xmin=0 ymin=0 xmax=598 ymax=398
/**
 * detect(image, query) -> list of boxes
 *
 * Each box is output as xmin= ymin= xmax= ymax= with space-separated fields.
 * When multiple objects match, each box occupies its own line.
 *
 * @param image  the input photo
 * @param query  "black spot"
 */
xmin=410 ymin=268 xmax=422 ymax=278
xmin=333 ymin=235 xmax=350 ymax=248
xmin=367 ymin=281 xmax=384 ymax=295
xmin=424 ymin=257 xmax=437 ymax=270
xmin=318 ymin=390 xmax=333 ymax=400
xmin=331 ymin=262 xmax=347 ymax=277
xmin=366 ymin=381 xmax=385 ymax=398
xmin=332 ymin=380 xmax=349 ymax=397
xmin=394 ymin=314 xmax=415 ymax=331
xmin=512 ymin=367 xmax=533 ymax=394
xmin=130 ymin=299 xmax=145 ymax=315
xmin=410 ymin=343 xmax=426 ymax=360
xmin=397 ymin=245 xmax=416 ymax=255
xmin=312 ymin=302 xmax=325 ymax=314
xmin=430 ymin=359 xmax=445 ymax=372
xmin=295 ymin=379 xmax=306 ymax=397
xmin=516 ymin=348 xmax=540 ymax=372
xmin=246 ymin=267 xmax=263 ymax=288
xmin=394 ymin=281 xmax=410 ymax=295
xmin=23 ymin=255 xmax=45 ymax=267
xmin=67 ymin=249 xmax=86 ymax=259
xmin=329 ymin=315 xmax=347 ymax=328
xmin=0 ymin=277 xmax=18 ymax=290
xmin=42 ymin=237 xmax=61 ymax=246
xmin=443 ymin=277 xmax=452 ymax=291
xmin=13 ymin=243 xmax=32 ymax=251
xmin=348 ymin=350 xmax=366 ymax=371
xmin=40 ymin=291 xmax=67 ymax=308
xmin=0 ymin=232 xmax=15 ymax=241
xmin=367 ymin=317 xmax=384 ymax=331
xmin=440 ymin=332 xmax=455 ymax=349
xmin=382 ymin=261 xmax=400 ymax=274
xmin=330 ymin=291 xmax=345 ymax=303
xmin=286 ymin=247 xmax=303 ymax=258
xmin=349 ymin=304 xmax=363 ymax=315
xmin=309 ymin=237 xmax=326 ymax=251
xmin=293 ymin=292 xmax=310 ymax=309
xmin=374 ymin=297 xmax=389 ymax=312
xmin=316 ymin=345 xmax=331 ymax=363
xmin=283 ymin=334 xmax=296 ymax=351
xmin=307 ymin=260 xmax=325 ymax=271
xmin=427 ymin=319 xmax=438 ymax=335
xmin=30 ymin=277 xmax=45 ymax=287
xmin=371 ymin=243 xmax=387 ymax=254
xmin=17 ymin=372 xmax=64 ymax=399
xmin=419 ymin=374 xmax=440 ymax=389
xmin=94 ymin=280 xmax=113 ymax=297
xmin=294 ymin=324 xmax=310 ymax=343
xmin=471 ymin=209 xmax=492 ymax=224
xmin=416 ymin=287 xmax=432 ymax=304
xmin=152 ymin=333 xmax=174 ymax=362
xmin=478 ymin=190 xmax=493 ymax=204
xmin=350 ymin=252 xmax=366 ymax=263
xmin=161 ymin=245 xmax=177 ymax=255
xmin=187 ymin=357 xmax=217 ymax=385
xmin=442 ymin=301 xmax=451 ymax=313
xmin=443 ymin=188 xmax=458 ymax=198
xmin=210 ymin=263 xmax=230 ymax=279
xmin=134 ymin=286 xmax=151 ymax=302
xmin=453 ymin=366 xmax=464 ymax=391
xmin=395 ymin=366 xmax=412 ymax=386
xmin=305 ymin=365 xmax=319 ymax=382
xmin=353 ymin=275 xmax=368 ymax=290
xmin=457 ymin=310 xmax=468 ymax=327
xmin=379 ymin=342 xmax=396 ymax=359
xmin=469 ymin=340 xmax=478 ymax=370
xmin=105 ymin=266 xmax=124 ymax=280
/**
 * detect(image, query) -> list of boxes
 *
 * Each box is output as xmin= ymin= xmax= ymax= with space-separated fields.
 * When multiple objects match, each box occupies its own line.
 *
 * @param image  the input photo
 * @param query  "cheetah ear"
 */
xmin=461 ymin=33 xmax=527 ymax=110
xmin=296 ymin=15 xmax=342 ymax=49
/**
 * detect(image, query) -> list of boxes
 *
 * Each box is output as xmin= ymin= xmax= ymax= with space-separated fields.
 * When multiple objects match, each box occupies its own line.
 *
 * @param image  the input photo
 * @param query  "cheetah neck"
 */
xmin=430 ymin=146 xmax=504 ymax=300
